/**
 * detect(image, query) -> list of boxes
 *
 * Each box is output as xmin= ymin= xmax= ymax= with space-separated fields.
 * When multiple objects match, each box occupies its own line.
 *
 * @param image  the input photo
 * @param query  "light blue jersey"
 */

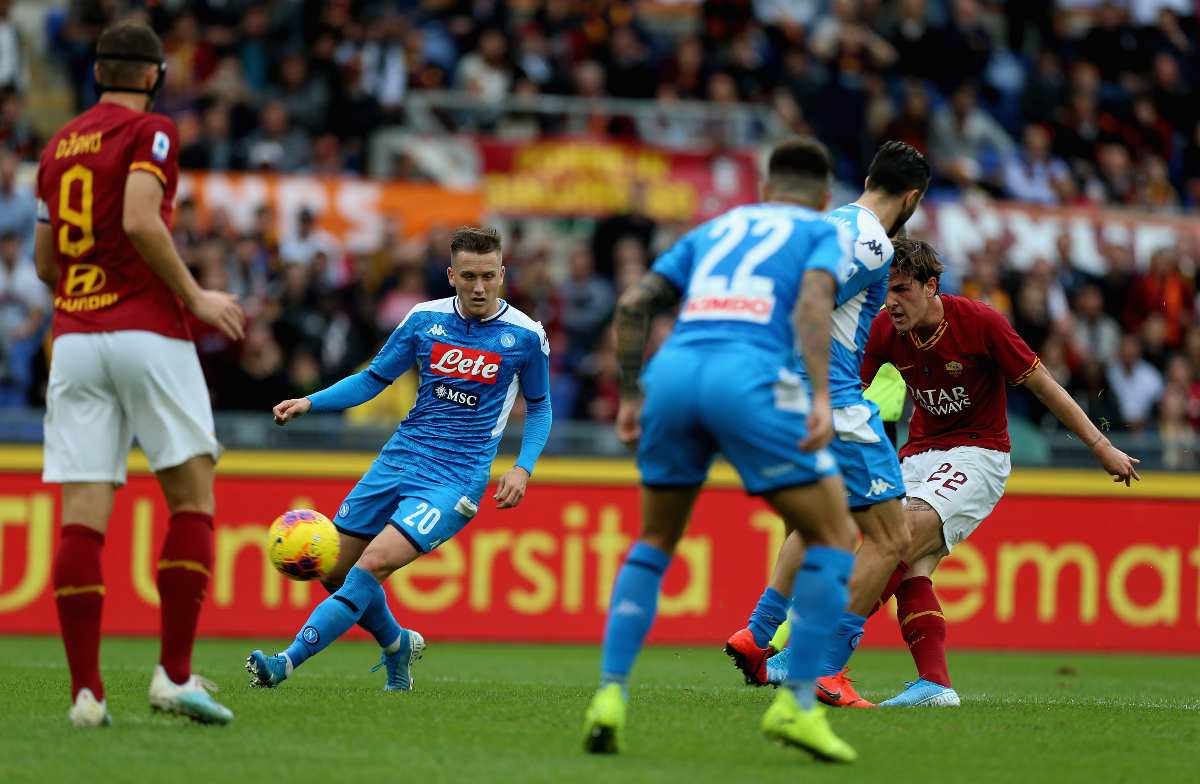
xmin=796 ymin=202 xmax=904 ymax=509
xmin=651 ymin=203 xmax=849 ymax=364
xmin=640 ymin=203 xmax=850 ymax=495
xmin=816 ymin=202 xmax=895 ymax=409
xmin=307 ymin=296 xmax=552 ymax=551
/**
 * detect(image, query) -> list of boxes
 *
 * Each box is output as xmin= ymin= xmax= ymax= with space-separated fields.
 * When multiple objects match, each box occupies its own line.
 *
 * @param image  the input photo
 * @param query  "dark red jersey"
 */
xmin=36 ymin=103 xmax=189 ymax=340
xmin=862 ymin=294 xmax=1040 ymax=458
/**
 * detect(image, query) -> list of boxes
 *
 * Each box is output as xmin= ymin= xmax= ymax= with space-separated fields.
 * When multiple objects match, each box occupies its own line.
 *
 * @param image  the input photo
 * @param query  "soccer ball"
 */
xmin=267 ymin=509 xmax=339 ymax=581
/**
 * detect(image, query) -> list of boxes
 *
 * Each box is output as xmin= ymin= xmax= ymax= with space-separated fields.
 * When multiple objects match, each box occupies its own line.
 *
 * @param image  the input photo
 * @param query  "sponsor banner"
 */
xmin=1 ymin=468 xmax=1197 ymax=651
xmin=910 ymin=199 xmax=1200 ymax=276
xmin=478 ymin=138 xmax=759 ymax=223
xmin=178 ymin=172 xmax=484 ymax=253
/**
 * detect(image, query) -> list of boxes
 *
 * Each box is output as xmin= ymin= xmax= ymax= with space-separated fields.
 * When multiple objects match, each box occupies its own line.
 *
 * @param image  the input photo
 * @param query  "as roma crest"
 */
xmin=945 ymin=361 xmax=964 ymax=377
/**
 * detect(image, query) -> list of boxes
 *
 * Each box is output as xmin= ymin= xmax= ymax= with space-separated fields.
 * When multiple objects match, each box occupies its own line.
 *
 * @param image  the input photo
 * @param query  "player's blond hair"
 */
xmin=892 ymin=238 xmax=944 ymax=287
xmin=450 ymin=226 xmax=502 ymax=259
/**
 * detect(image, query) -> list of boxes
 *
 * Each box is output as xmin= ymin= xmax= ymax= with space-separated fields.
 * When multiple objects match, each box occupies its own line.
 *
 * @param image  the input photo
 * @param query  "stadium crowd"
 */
xmin=0 ymin=1 xmax=1196 ymax=463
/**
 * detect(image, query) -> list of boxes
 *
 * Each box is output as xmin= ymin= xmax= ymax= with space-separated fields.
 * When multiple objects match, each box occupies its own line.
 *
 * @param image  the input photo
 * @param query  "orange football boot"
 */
xmin=723 ymin=627 xmax=775 ymax=686
xmin=815 ymin=668 xmax=876 ymax=708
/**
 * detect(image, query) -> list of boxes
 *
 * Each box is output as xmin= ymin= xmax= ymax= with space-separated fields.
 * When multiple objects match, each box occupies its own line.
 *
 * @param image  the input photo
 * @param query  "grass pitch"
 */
xmin=2 ymin=636 xmax=1196 ymax=783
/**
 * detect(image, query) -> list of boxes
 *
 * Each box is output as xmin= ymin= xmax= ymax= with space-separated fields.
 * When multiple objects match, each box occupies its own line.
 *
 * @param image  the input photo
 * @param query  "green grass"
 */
xmin=2 ymin=636 xmax=1197 ymax=783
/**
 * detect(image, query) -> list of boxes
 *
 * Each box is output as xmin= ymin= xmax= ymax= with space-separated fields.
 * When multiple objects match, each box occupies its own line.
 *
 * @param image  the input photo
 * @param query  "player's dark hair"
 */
xmin=96 ymin=21 xmax=164 ymax=89
xmin=450 ymin=226 xmax=502 ymax=258
xmin=865 ymin=141 xmax=931 ymax=196
xmin=765 ymin=138 xmax=832 ymax=198
xmin=892 ymin=238 xmax=944 ymax=289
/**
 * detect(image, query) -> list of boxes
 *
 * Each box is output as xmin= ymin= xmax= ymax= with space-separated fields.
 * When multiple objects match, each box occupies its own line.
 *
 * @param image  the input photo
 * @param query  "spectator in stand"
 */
xmin=1158 ymin=385 xmax=1197 ymax=468
xmin=930 ymin=81 xmax=1016 ymax=189
xmin=1107 ymin=334 xmax=1165 ymax=430
xmin=280 ymin=208 xmax=343 ymax=272
xmin=360 ymin=12 xmax=408 ymax=116
xmin=241 ymin=100 xmax=311 ymax=171
xmin=456 ymin=27 xmax=512 ymax=103
xmin=0 ymin=148 xmax=34 ymax=257
xmin=1003 ymin=124 xmax=1072 ymax=205
xmin=559 ymin=245 xmax=615 ymax=366
xmin=270 ymin=51 xmax=330 ymax=135
xmin=1123 ymin=248 xmax=1195 ymax=346
xmin=880 ymin=80 xmax=932 ymax=156
xmin=1072 ymin=285 xmax=1121 ymax=365
xmin=0 ymin=230 xmax=46 ymax=403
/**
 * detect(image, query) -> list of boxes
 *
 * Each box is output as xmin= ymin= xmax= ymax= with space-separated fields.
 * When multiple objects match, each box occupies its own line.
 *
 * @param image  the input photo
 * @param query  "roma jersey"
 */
xmin=862 ymin=294 xmax=1040 ymax=457
xmin=36 ymin=103 xmax=189 ymax=340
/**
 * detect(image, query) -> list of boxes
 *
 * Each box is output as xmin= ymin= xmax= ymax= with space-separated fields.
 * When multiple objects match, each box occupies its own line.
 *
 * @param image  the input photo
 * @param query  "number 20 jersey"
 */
xmin=36 ymin=103 xmax=189 ymax=340
xmin=651 ymin=203 xmax=848 ymax=363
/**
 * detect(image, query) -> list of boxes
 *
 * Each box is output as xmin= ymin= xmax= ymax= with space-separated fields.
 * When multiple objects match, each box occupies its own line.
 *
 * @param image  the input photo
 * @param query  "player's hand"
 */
xmin=800 ymin=395 xmax=834 ymax=452
xmin=190 ymin=289 xmax=246 ymax=341
xmin=494 ymin=466 xmax=529 ymax=509
xmin=616 ymin=397 xmax=643 ymax=450
xmin=273 ymin=397 xmax=312 ymax=426
xmin=1095 ymin=442 xmax=1141 ymax=486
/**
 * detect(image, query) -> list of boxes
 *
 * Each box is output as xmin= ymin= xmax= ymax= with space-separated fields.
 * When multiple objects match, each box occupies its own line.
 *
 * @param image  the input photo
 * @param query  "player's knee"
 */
xmin=808 ymin=513 xmax=857 ymax=551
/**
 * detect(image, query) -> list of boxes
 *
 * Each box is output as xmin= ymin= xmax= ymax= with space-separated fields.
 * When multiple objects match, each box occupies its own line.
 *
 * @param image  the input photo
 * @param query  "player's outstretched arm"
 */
xmin=34 ymin=222 xmax=58 ymax=289
xmin=794 ymin=268 xmax=837 ymax=452
xmin=274 ymin=369 xmax=393 ymax=424
xmin=123 ymin=170 xmax=245 ymax=341
xmin=612 ymin=271 xmax=680 ymax=448
xmin=1022 ymin=364 xmax=1141 ymax=486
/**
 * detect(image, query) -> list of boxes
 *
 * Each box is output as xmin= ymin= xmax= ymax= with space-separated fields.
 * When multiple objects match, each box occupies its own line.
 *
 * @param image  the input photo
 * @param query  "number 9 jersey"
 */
xmin=36 ymin=103 xmax=190 ymax=340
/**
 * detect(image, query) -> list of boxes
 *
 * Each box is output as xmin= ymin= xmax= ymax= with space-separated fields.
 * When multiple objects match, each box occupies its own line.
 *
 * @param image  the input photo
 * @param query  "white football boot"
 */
xmin=149 ymin=665 xmax=234 ymax=725
xmin=68 ymin=687 xmax=112 ymax=728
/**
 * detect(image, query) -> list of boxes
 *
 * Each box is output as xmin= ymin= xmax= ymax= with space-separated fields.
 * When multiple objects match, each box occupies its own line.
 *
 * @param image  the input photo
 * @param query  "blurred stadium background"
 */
xmin=0 ymin=1 xmax=1198 ymax=654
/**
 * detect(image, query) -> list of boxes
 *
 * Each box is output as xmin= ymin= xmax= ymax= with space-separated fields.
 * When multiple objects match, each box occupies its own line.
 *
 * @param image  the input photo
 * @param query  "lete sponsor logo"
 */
xmin=429 ymin=342 xmax=501 ymax=384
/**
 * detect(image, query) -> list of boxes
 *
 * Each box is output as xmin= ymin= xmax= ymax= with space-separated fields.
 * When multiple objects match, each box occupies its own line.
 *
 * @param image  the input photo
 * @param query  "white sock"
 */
xmin=383 ymin=634 xmax=405 ymax=655
xmin=281 ymin=652 xmax=295 ymax=676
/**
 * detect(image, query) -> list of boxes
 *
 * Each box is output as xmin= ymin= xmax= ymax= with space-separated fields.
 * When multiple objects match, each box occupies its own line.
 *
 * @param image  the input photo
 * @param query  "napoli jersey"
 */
xmin=652 ymin=203 xmax=849 ymax=363
xmin=800 ymin=203 xmax=894 ymax=408
xmin=368 ymin=296 xmax=550 ymax=487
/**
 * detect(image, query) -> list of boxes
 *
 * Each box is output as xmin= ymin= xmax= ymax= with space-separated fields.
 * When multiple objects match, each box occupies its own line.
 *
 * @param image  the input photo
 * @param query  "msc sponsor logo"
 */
xmin=429 ymin=342 xmax=501 ymax=383
xmin=432 ymin=382 xmax=479 ymax=408
xmin=64 ymin=264 xmax=106 ymax=296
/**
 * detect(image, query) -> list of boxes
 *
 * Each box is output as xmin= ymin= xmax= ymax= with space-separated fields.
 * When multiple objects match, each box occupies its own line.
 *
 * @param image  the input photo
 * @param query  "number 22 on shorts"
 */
xmin=401 ymin=502 xmax=441 ymax=535
xmin=927 ymin=462 xmax=968 ymax=500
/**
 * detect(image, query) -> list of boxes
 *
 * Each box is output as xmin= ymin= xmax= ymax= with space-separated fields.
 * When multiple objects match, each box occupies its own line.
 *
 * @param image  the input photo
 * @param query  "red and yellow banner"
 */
xmin=479 ymin=138 xmax=759 ymax=223
xmin=1 ymin=451 xmax=1197 ymax=651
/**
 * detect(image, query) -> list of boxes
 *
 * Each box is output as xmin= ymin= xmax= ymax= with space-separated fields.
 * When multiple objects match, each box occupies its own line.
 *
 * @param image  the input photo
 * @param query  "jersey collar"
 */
xmin=453 ymin=297 xmax=509 ymax=324
xmin=849 ymin=201 xmax=880 ymax=223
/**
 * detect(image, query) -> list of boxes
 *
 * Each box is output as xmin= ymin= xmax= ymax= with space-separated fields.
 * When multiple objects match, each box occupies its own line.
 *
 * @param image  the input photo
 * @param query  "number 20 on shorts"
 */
xmin=401 ymin=502 xmax=441 ymax=535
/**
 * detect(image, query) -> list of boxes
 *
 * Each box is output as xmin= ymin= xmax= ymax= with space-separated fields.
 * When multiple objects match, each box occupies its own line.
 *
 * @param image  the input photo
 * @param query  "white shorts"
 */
xmin=43 ymin=331 xmax=220 ymax=485
xmin=900 ymin=446 xmax=1011 ymax=552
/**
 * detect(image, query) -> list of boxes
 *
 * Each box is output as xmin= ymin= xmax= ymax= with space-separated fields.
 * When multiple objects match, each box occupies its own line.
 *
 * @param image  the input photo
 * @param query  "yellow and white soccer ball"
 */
xmin=267 ymin=509 xmax=339 ymax=581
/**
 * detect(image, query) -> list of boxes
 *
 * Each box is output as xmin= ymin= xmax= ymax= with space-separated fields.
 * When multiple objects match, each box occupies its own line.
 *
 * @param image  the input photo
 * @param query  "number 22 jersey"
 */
xmin=36 ymin=103 xmax=189 ymax=340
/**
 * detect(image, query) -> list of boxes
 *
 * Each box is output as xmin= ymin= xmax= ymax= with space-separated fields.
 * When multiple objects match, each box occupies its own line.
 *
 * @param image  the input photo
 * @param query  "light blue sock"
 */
xmin=747 ymin=587 xmax=789 ymax=647
xmin=286 ymin=566 xmax=378 ymax=668
xmin=784 ymin=546 xmax=854 ymax=708
xmin=820 ymin=611 xmax=866 ymax=676
xmin=323 ymin=577 xmax=405 ymax=652
xmin=599 ymin=542 xmax=672 ymax=687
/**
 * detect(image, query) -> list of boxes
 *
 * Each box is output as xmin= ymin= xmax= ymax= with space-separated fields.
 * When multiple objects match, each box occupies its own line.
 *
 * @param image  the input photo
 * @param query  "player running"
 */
xmin=724 ymin=142 xmax=929 ymax=710
xmin=851 ymin=238 xmax=1139 ymax=706
xmin=34 ymin=21 xmax=246 ymax=728
xmin=246 ymin=226 xmax=551 ymax=691
xmin=582 ymin=139 xmax=859 ymax=763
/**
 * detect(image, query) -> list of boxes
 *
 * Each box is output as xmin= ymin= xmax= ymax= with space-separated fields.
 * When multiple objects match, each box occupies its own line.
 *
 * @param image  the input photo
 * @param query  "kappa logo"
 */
xmin=432 ymin=382 xmax=479 ymax=408
xmin=861 ymin=238 xmax=885 ymax=259
xmin=945 ymin=360 xmax=964 ymax=377
xmin=426 ymin=323 xmax=448 ymax=337
xmin=866 ymin=478 xmax=896 ymax=497
xmin=613 ymin=599 xmax=645 ymax=617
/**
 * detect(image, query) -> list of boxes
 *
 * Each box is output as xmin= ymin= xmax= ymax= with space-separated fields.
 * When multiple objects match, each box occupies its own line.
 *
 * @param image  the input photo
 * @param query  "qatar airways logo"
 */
xmin=429 ymin=342 xmax=501 ymax=384
xmin=911 ymin=385 xmax=972 ymax=415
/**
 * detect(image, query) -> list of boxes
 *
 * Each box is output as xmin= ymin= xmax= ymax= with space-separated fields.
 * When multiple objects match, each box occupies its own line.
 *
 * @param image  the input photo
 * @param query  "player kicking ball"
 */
xmin=583 ymin=139 xmax=859 ymax=762
xmin=724 ymin=142 xmax=930 ymax=709
xmin=246 ymin=227 xmax=551 ymax=691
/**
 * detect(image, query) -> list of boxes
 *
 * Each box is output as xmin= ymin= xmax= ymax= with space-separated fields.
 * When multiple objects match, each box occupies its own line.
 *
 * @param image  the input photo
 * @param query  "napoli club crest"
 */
xmin=500 ymin=332 xmax=516 ymax=349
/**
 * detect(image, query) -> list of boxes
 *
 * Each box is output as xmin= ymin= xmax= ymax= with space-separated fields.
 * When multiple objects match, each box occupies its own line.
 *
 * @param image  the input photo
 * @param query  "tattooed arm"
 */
xmin=794 ymin=268 xmax=837 ymax=451
xmin=612 ymin=271 xmax=680 ymax=448
xmin=614 ymin=271 xmax=681 ymax=399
